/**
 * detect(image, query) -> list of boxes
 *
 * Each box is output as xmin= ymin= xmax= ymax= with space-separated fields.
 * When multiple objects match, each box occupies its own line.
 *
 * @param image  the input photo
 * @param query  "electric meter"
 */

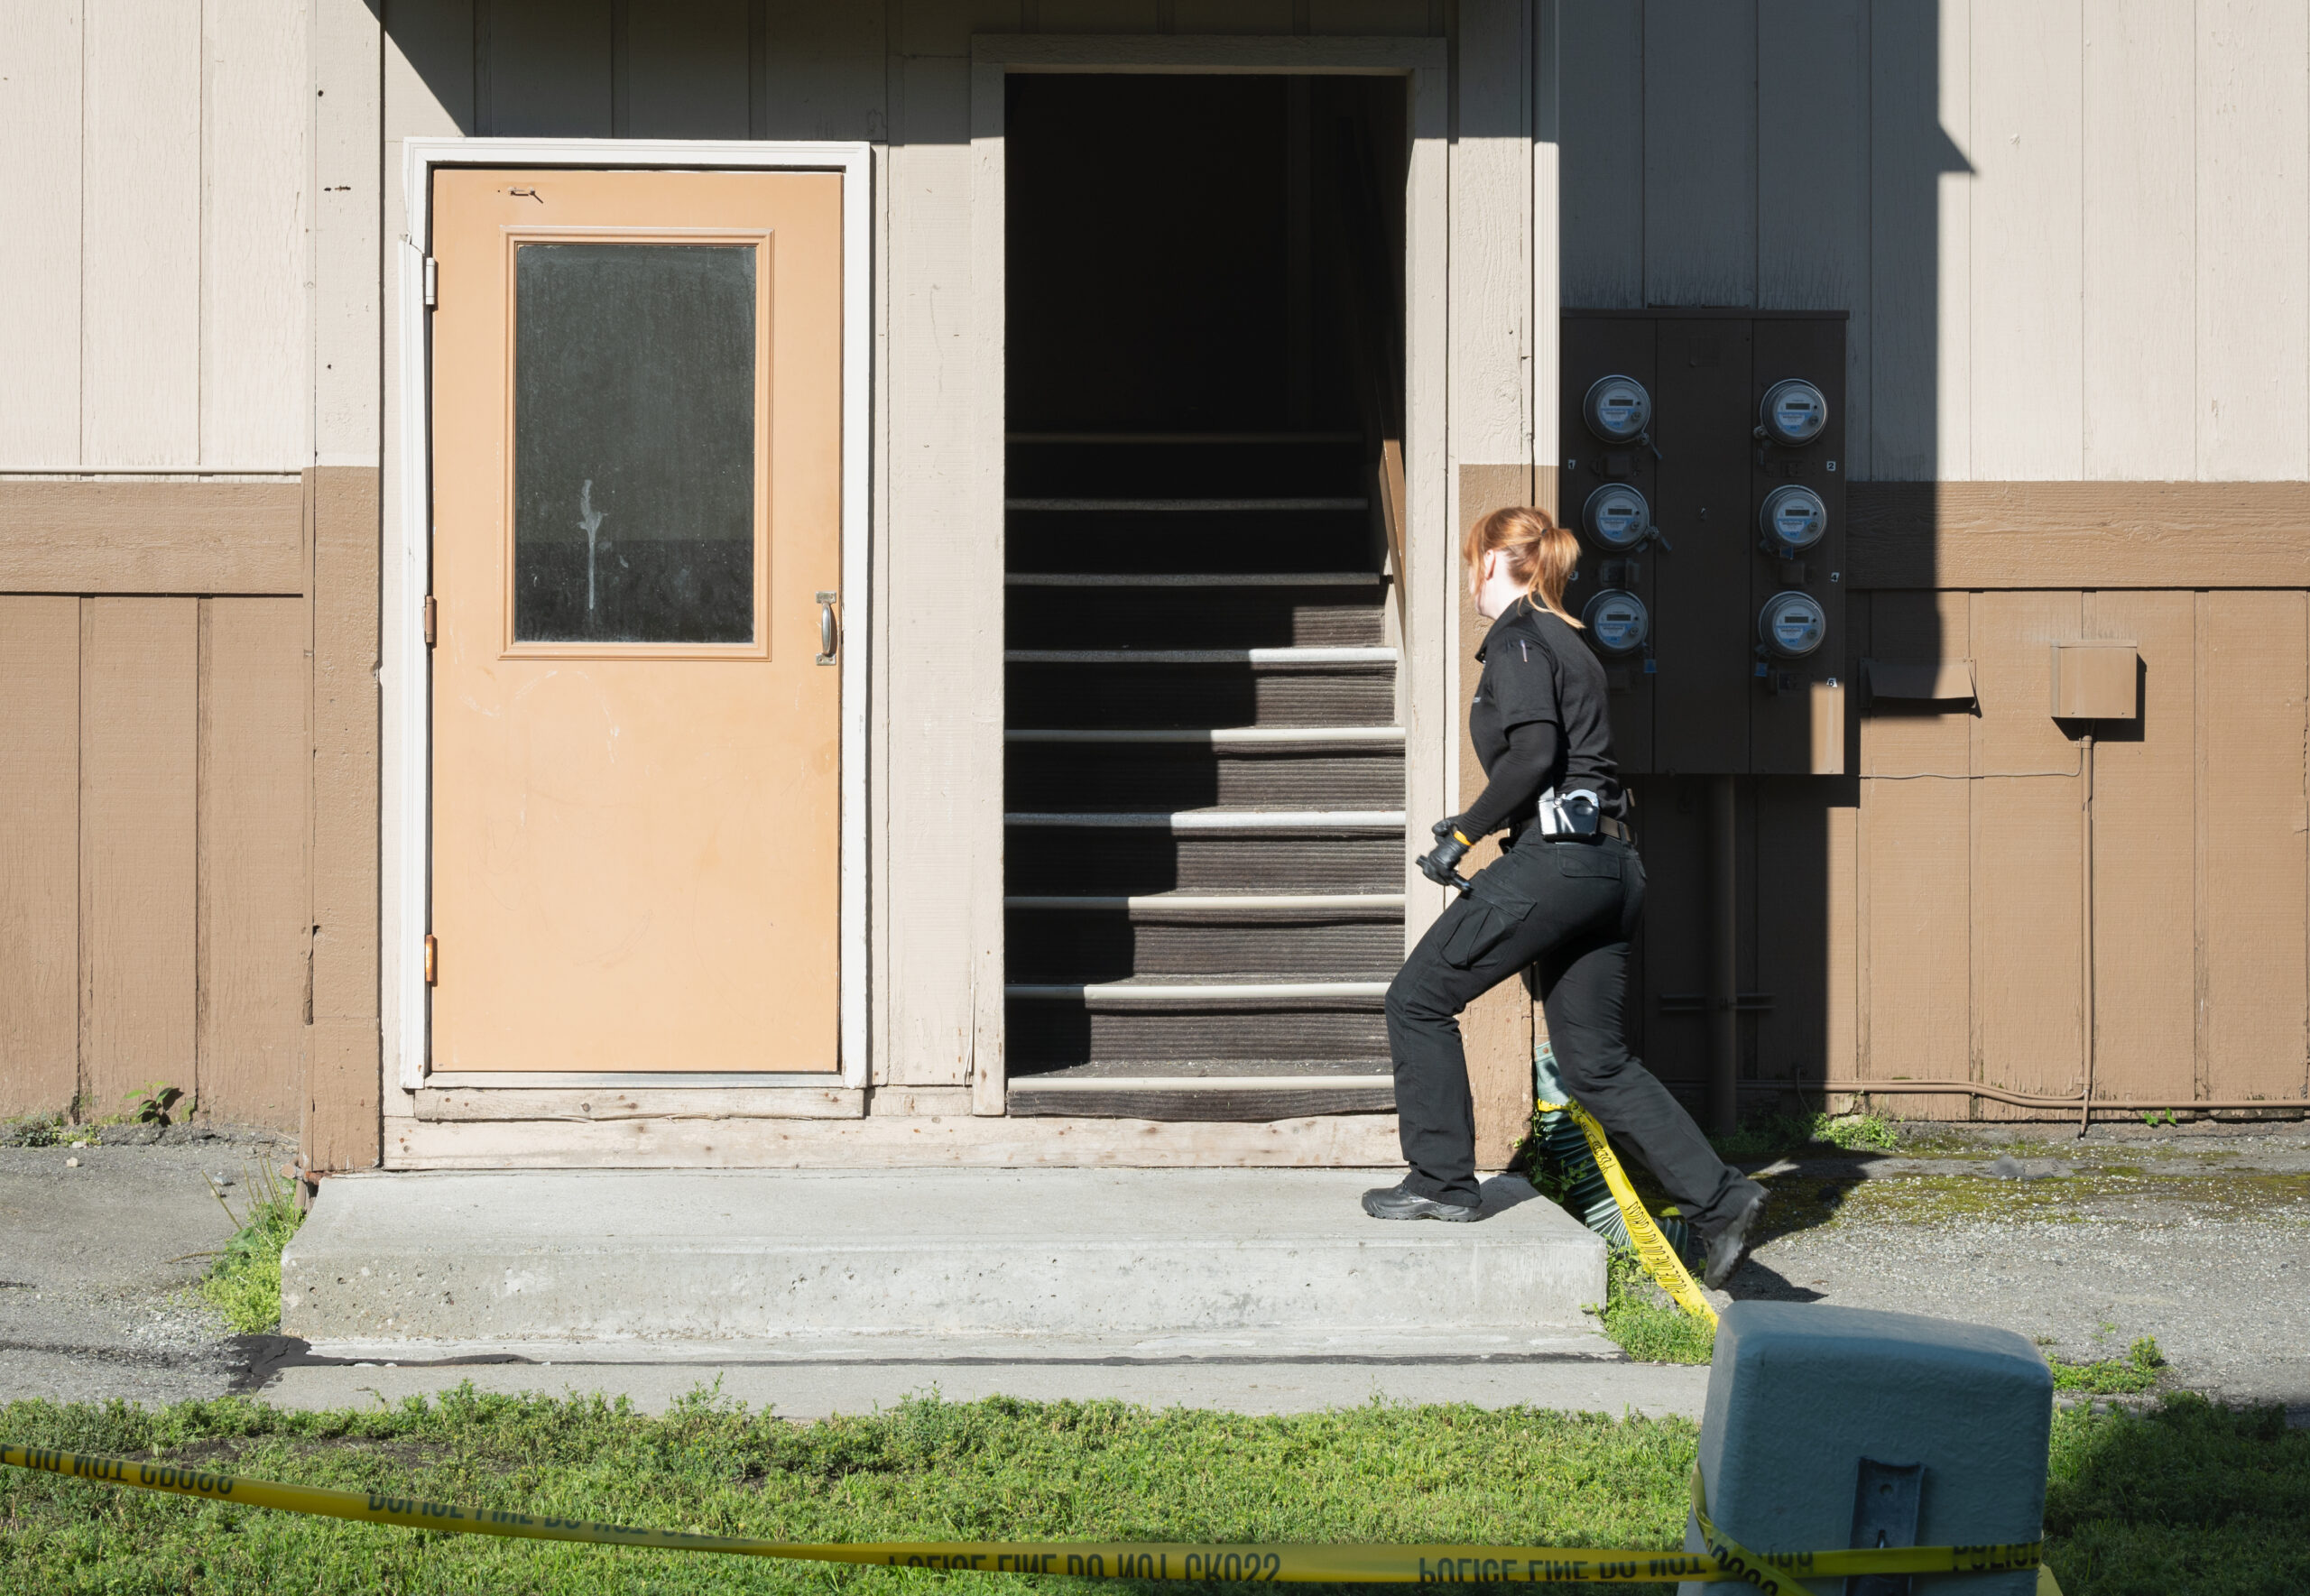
xmin=1758 ymin=590 xmax=1827 ymax=659
xmin=1759 ymin=378 xmax=1829 ymax=446
xmin=1758 ymin=484 xmax=1828 ymax=551
xmin=1583 ymin=375 xmax=1652 ymax=443
xmin=1583 ymin=589 xmax=1649 ymax=656
xmin=1581 ymin=483 xmax=1652 ymax=550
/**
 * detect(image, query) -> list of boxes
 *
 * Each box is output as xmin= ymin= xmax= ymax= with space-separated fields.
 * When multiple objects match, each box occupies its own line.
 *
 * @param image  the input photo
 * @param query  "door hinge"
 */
xmin=422 ymin=256 xmax=438 ymax=308
xmin=422 ymin=595 xmax=437 ymax=647
xmin=423 ymin=934 xmax=438 ymax=986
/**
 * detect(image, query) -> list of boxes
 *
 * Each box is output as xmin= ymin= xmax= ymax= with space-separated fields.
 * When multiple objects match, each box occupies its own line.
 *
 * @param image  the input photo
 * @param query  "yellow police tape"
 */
xmin=2 ymin=1443 xmax=2059 ymax=1591
xmin=1538 ymin=1096 xmax=1720 ymax=1328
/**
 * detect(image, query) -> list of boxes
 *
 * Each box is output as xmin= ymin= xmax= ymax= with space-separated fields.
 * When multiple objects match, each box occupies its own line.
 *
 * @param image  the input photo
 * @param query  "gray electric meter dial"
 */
xmin=1758 ymin=590 xmax=1828 ymax=658
xmin=1581 ymin=483 xmax=1652 ymax=550
xmin=1583 ymin=589 xmax=1650 ymax=656
xmin=1760 ymin=379 xmax=1829 ymax=446
xmin=1583 ymin=375 xmax=1653 ymax=443
xmin=1759 ymin=484 xmax=1828 ymax=551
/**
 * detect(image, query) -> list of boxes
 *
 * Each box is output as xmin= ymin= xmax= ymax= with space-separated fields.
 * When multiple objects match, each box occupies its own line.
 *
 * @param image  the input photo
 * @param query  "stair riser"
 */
xmin=1008 ymin=587 xmax=1384 ymax=649
xmin=1009 ymin=510 xmax=1375 ymax=574
xmin=1008 ymin=664 xmax=1394 ymax=728
xmin=1006 ymin=1084 xmax=1395 ymax=1120
xmin=1005 ymin=831 xmax=1402 ymax=895
xmin=1008 ymin=440 xmax=1363 ymax=496
xmin=1006 ymin=746 xmax=1404 ymax=809
xmin=1007 ymin=1006 xmax=1390 ymax=1066
xmin=1007 ymin=916 xmax=1403 ymax=981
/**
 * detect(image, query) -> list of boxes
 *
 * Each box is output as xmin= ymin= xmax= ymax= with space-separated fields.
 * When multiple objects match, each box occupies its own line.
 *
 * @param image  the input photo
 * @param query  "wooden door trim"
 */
xmin=389 ymin=139 xmax=873 ymax=1097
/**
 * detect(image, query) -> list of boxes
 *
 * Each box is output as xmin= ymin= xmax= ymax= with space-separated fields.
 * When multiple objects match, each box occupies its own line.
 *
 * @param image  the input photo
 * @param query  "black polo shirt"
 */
xmin=1469 ymin=602 xmax=1628 ymax=820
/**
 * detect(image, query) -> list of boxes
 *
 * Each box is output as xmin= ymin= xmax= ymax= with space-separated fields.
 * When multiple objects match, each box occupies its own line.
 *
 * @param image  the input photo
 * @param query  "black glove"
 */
xmin=1417 ymin=817 xmax=1474 ymax=891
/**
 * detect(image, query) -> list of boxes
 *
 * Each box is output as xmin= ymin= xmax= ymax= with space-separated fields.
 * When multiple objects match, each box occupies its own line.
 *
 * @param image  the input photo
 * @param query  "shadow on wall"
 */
xmin=1556 ymin=2 xmax=1973 ymax=1124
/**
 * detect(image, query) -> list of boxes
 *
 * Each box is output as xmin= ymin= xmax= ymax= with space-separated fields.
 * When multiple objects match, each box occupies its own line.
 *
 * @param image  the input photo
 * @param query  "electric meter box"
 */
xmin=1562 ymin=309 xmax=1847 ymax=777
xmin=2049 ymin=641 xmax=2139 ymax=722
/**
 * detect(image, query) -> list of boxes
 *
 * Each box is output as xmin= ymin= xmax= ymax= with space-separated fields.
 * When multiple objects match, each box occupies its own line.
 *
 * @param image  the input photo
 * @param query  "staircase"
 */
xmin=1004 ymin=434 xmax=1407 ymax=1121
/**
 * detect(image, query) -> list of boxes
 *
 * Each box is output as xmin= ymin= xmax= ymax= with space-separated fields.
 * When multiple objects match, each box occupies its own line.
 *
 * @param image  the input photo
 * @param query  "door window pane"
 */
xmin=513 ymin=243 xmax=756 ymax=644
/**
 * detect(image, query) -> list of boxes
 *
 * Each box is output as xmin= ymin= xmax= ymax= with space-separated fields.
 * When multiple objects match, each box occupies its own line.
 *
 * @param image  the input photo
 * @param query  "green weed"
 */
xmin=2047 ymin=1337 xmax=2167 ymax=1396
xmin=1594 ymin=1251 xmax=1715 ymax=1366
xmin=199 ymin=1161 xmax=303 ymax=1334
xmin=126 ymin=1082 xmax=188 ymax=1127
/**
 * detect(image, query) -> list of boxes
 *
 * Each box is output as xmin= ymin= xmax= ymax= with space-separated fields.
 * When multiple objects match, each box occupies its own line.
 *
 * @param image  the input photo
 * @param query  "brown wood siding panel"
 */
xmin=1860 ymin=590 xmax=1970 ymax=777
xmin=1848 ymin=482 xmax=2310 ymax=589
xmin=1629 ymin=778 xmax=1707 ymax=1093
xmin=309 ymin=466 xmax=380 ymax=1167
xmin=2197 ymin=590 xmax=2310 ymax=1103
xmin=0 ymin=479 xmax=305 ymax=595
xmin=1751 ymin=777 xmax=1832 ymax=1088
xmin=1858 ymin=772 xmax=1969 ymax=1117
xmin=1970 ymin=590 xmax=2082 ymax=777
xmin=2084 ymin=589 xmax=2196 ymax=1104
xmin=1969 ymin=774 xmax=2084 ymax=1120
xmin=198 ymin=597 xmax=308 ymax=1131
xmin=79 ymin=597 xmax=199 ymax=1120
xmin=0 ymin=597 xmax=80 ymax=1115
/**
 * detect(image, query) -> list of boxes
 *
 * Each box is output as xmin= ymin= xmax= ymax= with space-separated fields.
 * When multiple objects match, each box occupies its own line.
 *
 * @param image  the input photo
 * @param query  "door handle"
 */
xmin=816 ymin=591 xmax=839 ymax=665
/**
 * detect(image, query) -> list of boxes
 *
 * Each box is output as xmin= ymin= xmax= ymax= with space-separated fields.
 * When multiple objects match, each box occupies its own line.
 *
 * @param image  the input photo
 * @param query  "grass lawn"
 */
xmin=3 ymin=1388 xmax=2303 ymax=1595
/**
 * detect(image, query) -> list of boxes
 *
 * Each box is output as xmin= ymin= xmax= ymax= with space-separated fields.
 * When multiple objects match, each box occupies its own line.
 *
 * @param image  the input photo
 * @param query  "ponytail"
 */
xmin=1464 ymin=505 xmax=1582 ymax=628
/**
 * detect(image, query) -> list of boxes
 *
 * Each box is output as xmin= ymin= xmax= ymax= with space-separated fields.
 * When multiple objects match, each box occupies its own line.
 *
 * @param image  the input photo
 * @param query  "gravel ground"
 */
xmin=0 ymin=1125 xmax=291 ymax=1407
xmin=3 ymin=1119 xmax=2305 ymax=1416
xmin=1725 ymin=1122 xmax=2310 ymax=1422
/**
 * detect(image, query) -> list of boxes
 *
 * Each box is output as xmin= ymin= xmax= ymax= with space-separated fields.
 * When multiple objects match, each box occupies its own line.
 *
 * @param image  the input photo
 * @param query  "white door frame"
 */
xmin=387 ymin=138 xmax=873 ymax=1093
xmin=966 ymin=34 xmax=1453 ymax=1112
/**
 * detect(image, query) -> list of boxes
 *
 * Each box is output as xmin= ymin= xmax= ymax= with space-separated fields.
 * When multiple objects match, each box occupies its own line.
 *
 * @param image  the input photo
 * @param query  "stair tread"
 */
xmin=1007 ymin=645 xmax=1395 ymax=665
xmin=1007 ymin=890 xmax=1405 ymax=909
xmin=1006 ymin=570 xmax=1382 ymax=587
xmin=1005 ymin=808 xmax=1404 ymax=831
xmin=1006 ymin=724 xmax=1404 ymax=744
xmin=1008 ymin=496 xmax=1366 ymax=512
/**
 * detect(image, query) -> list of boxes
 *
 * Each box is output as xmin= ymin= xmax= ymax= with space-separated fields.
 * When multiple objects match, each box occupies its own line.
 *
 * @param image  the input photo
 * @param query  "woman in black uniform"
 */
xmin=1363 ymin=505 xmax=1768 ymax=1290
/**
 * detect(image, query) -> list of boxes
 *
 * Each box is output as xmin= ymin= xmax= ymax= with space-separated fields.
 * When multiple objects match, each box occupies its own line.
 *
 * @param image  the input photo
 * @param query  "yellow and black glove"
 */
xmin=1417 ymin=816 xmax=1474 ymax=891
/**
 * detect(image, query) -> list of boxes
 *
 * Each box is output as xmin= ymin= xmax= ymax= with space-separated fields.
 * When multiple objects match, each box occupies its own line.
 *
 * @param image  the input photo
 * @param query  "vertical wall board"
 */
xmin=1757 ymin=1 xmax=1871 ymax=479
xmin=624 ymin=0 xmax=751 ymax=137
xmin=1867 ymin=0 xmax=1967 ymax=481
xmin=1968 ymin=1 xmax=2084 ymax=481
xmin=1823 ymin=781 xmax=1858 ymax=1088
xmin=2084 ymin=589 xmax=2195 ymax=1104
xmin=0 ymin=1 xmax=82 ymax=466
xmin=309 ymin=467 xmax=381 ymax=1167
xmin=1173 ymin=0 xmax=1297 ymax=32
xmin=1448 ymin=0 xmax=1530 ymax=467
xmin=759 ymin=0 xmax=889 ymax=140
xmin=1751 ymin=778 xmax=1830 ymax=1087
xmin=2199 ymin=590 xmax=2310 ymax=1103
xmin=1858 ymin=773 xmax=1969 ymax=1118
xmin=316 ymin=0 xmax=385 ymax=467
xmin=198 ymin=598 xmax=308 ymax=1131
xmin=1969 ymin=774 xmax=2084 ymax=1116
xmin=79 ymin=598 xmax=199 ymax=1120
xmin=2080 ymin=0 xmax=2194 ymax=479
xmin=81 ymin=0 xmax=201 ymax=469
xmin=202 ymin=0 xmax=310 ymax=468
xmin=1969 ymin=589 xmax=2082 ymax=778
xmin=1640 ymin=0 xmax=1754 ymax=309
xmin=1035 ymin=0 xmax=1160 ymax=31
xmin=1859 ymin=590 xmax=1969 ymax=777
xmin=897 ymin=0 xmax=1022 ymax=57
xmin=0 ymin=598 xmax=81 ymax=1116
xmin=2195 ymin=0 xmax=2310 ymax=479
xmin=1306 ymin=0 xmax=1437 ymax=36
xmin=1556 ymin=0 xmax=1641 ymax=309
xmin=1459 ymin=465 xmax=1536 ymax=1167
xmin=1631 ymin=779 xmax=1708 ymax=1093
xmin=483 ymin=0 xmax=614 ymax=136
xmin=383 ymin=0 xmax=476 ymax=144
xmin=885 ymin=55 xmax=979 ymax=1087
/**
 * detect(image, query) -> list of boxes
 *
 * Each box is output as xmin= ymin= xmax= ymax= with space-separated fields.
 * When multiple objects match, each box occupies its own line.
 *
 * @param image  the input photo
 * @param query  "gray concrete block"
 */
xmin=282 ymin=1168 xmax=1607 ymax=1345
xmin=1681 ymin=1302 xmax=2054 ymax=1596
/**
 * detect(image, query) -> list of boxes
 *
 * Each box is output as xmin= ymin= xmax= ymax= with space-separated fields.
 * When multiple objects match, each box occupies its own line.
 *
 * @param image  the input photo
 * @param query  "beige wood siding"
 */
xmin=0 ymin=0 xmax=311 ymax=472
xmin=1561 ymin=0 xmax=2310 ymax=484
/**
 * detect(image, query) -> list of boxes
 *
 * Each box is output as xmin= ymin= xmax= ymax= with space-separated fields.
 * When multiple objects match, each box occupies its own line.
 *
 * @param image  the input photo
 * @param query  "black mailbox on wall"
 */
xmin=1560 ymin=309 xmax=1848 ymax=776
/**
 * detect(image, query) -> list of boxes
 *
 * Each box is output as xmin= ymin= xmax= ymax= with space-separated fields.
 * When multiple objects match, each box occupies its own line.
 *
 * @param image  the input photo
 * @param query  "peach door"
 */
xmin=428 ymin=169 xmax=842 ymax=1073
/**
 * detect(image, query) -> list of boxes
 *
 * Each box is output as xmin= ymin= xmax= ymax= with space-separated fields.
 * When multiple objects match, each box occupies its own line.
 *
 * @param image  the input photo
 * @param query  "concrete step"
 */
xmin=281 ymin=1169 xmax=1605 ymax=1345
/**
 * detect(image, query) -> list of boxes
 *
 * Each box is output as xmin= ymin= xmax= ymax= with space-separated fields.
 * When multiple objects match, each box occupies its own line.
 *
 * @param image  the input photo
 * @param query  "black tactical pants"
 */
xmin=1383 ymin=835 xmax=1762 ymax=1232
